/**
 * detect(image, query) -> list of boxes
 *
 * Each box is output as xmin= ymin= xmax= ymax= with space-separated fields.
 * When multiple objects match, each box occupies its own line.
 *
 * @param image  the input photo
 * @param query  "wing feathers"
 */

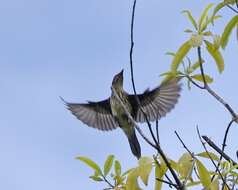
xmin=129 ymin=78 xmax=181 ymax=123
xmin=63 ymin=99 xmax=118 ymax=131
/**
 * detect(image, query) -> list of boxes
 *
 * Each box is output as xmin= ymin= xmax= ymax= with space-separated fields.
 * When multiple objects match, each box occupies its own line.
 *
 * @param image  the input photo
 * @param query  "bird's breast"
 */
xmin=110 ymin=94 xmax=133 ymax=131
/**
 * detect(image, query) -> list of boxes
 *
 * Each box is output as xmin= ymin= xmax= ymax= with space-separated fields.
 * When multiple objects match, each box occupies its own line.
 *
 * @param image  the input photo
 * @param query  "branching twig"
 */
xmin=129 ymin=0 xmax=159 ymax=147
xmin=222 ymin=119 xmax=235 ymax=154
xmin=175 ymin=131 xmax=193 ymax=156
xmin=197 ymin=127 xmax=230 ymax=189
xmin=156 ymin=178 xmax=178 ymax=188
xmin=128 ymin=1 xmax=183 ymax=189
xmin=226 ymin=4 xmax=238 ymax=14
xmin=102 ymin=175 xmax=114 ymax=189
xmin=196 ymin=47 xmax=238 ymax=122
xmin=202 ymin=136 xmax=237 ymax=166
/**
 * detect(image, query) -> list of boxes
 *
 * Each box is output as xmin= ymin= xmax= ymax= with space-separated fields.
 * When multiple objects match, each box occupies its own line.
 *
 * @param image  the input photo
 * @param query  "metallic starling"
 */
xmin=63 ymin=70 xmax=181 ymax=159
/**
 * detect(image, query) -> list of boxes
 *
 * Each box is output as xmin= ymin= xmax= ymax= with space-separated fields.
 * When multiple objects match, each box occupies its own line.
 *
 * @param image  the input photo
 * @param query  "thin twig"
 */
xmin=226 ymin=4 xmax=238 ymax=14
xmin=175 ymin=131 xmax=193 ymax=156
xmin=196 ymin=46 xmax=238 ymax=121
xmin=128 ymin=1 xmax=183 ymax=189
xmin=174 ymin=131 xmax=196 ymax=186
xmin=211 ymin=120 xmax=235 ymax=181
xmin=202 ymin=136 xmax=237 ymax=166
xmin=102 ymin=175 xmax=114 ymax=189
xmin=222 ymin=119 xmax=235 ymax=154
xmin=153 ymin=155 xmax=174 ymax=188
xmin=156 ymin=118 xmax=160 ymax=144
xmin=156 ymin=178 xmax=178 ymax=188
xmin=129 ymin=0 xmax=159 ymax=146
xmin=197 ymin=127 xmax=230 ymax=190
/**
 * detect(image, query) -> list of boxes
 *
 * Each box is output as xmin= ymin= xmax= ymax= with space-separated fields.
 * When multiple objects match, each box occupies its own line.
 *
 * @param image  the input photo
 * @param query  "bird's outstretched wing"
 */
xmin=128 ymin=78 xmax=181 ymax=123
xmin=62 ymin=98 xmax=118 ymax=131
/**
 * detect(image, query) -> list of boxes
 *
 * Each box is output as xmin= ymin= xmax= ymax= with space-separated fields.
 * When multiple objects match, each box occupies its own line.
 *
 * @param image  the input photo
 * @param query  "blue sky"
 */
xmin=1 ymin=0 xmax=238 ymax=189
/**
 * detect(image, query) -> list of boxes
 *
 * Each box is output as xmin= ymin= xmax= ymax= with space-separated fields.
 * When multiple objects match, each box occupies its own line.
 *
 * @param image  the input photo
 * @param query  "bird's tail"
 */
xmin=127 ymin=130 xmax=141 ymax=160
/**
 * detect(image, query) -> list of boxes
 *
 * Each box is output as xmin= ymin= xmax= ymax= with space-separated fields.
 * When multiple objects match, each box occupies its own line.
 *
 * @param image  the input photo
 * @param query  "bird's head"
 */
xmin=112 ymin=69 xmax=124 ymax=88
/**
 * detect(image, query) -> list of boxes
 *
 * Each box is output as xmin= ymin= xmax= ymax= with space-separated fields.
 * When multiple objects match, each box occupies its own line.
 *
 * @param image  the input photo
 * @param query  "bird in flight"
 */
xmin=62 ymin=70 xmax=181 ymax=159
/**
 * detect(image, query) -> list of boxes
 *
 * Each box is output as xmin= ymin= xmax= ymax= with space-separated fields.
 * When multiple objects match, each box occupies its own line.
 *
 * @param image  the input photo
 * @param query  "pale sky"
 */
xmin=1 ymin=0 xmax=238 ymax=189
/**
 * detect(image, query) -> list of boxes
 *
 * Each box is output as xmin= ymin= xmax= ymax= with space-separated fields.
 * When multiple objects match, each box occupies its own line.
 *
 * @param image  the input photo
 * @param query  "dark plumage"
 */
xmin=63 ymin=70 xmax=181 ymax=159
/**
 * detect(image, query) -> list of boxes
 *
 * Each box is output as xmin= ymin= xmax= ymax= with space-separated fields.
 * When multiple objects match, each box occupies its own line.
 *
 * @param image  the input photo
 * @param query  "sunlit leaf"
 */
xmin=224 ymin=0 xmax=236 ymax=5
xmin=184 ymin=29 xmax=193 ymax=33
xmin=201 ymin=15 xmax=222 ymax=31
xmin=104 ymin=155 xmax=114 ymax=176
xmin=154 ymin=157 xmax=168 ymax=190
xmin=212 ymin=2 xmax=225 ymax=23
xmin=198 ymin=3 xmax=214 ymax=31
xmin=213 ymin=34 xmax=221 ymax=49
xmin=170 ymin=40 xmax=192 ymax=71
xmin=203 ymin=31 xmax=213 ymax=36
xmin=191 ymin=74 xmax=213 ymax=83
xmin=89 ymin=175 xmax=103 ymax=182
xmin=182 ymin=10 xmax=198 ymax=30
xmin=209 ymin=178 xmax=219 ymax=190
xmin=196 ymin=152 xmax=219 ymax=161
xmin=196 ymin=159 xmax=211 ymax=188
xmin=204 ymin=40 xmax=224 ymax=73
xmin=138 ymin=157 xmax=153 ymax=186
xmin=76 ymin=156 xmax=102 ymax=175
xmin=221 ymin=15 xmax=238 ymax=49
xmin=177 ymin=153 xmax=193 ymax=179
xmin=186 ymin=59 xmax=204 ymax=74
xmin=186 ymin=181 xmax=201 ymax=187
xmin=125 ymin=168 xmax=142 ymax=190
xmin=115 ymin=160 xmax=122 ymax=176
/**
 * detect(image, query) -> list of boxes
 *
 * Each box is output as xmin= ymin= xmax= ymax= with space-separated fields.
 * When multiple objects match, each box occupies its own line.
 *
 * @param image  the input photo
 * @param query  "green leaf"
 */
xmin=170 ymin=40 xmax=192 ymax=71
xmin=177 ymin=153 xmax=193 ymax=179
xmin=221 ymin=15 xmax=238 ymax=49
xmin=186 ymin=59 xmax=204 ymax=74
xmin=204 ymin=40 xmax=224 ymax=73
xmin=165 ymin=51 xmax=176 ymax=57
xmin=184 ymin=29 xmax=193 ymax=33
xmin=114 ymin=160 xmax=122 ymax=176
xmin=202 ymin=31 xmax=213 ymax=36
xmin=154 ymin=157 xmax=168 ymax=190
xmin=198 ymin=3 xmax=214 ymax=31
xmin=211 ymin=2 xmax=226 ymax=24
xmin=196 ymin=159 xmax=211 ymax=188
xmin=182 ymin=10 xmax=198 ymax=30
xmin=209 ymin=177 xmax=219 ymax=190
xmin=196 ymin=152 xmax=219 ymax=161
xmin=126 ymin=168 xmax=142 ymax=190
xmin=122 ymin=168 xmax=134 ymax=177
xmin=186 ymin=181 xmax=201 ymax=187
xmin=103 ymin=155 xmax=114 ymax=176
xmin=89 ymin=175 xmax=103 ymax=182
xmin=191 ymin=74 xmax=213 ymax=83
xmin=201 ymin=15 xmax=222 ymax=32
xmin=213 ymin=34 xmax=221 ymax=49
xmin=76 ymin=156 xmax=102 ymax=175
xmin=138 ymin=157 xmax=153 ymax=186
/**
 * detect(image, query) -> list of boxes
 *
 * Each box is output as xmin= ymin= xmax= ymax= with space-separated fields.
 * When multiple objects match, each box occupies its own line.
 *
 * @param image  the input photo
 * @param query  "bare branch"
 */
xmin=129 ymin=0 xmax=159 ymax=146
xmin=202 ymin=136 xmax=237 ymax=166
xmin=197 ymin=127 xmax=230 ymax=189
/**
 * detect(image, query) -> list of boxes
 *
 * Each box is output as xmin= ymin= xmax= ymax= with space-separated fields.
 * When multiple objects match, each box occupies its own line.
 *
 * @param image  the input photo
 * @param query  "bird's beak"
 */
xmin=119 ymin=69 xmax=124 ymax=76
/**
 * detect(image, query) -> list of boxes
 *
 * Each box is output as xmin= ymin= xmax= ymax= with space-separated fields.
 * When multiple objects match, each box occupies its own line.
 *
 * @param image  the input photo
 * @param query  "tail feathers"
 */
xmin=128 ymin=131 xmax=141 ymax=159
